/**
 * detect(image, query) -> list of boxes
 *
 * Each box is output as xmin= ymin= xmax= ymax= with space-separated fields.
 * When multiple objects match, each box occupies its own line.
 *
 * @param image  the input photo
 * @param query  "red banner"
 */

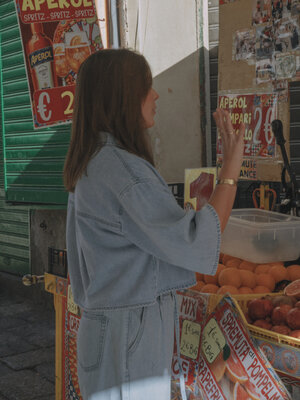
xmin=15 ymin=0 xmax=103 ymax=128
xmin=217 ymin=93 xmax=278 ymax=158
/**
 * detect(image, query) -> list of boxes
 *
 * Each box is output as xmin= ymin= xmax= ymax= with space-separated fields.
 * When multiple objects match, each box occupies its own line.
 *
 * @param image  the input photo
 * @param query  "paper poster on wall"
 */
xmin=274 ymin=16 xmax=300 ymax=52
xmin=220 ymin=0 xmax=236 ymax=5
xmin=252 ymin=0 xmax=272 ymax=25
xmin=216 ymin=157 xmax=258 ymax=181
xmin=184 ymin=168 xmax=217 ymax=211
xmin=295 ymin=52 xmax=300 ymax=78
xmin=273 ymin=80 xmax=289 ymax=102
xmin=291 ymin=0 xmax=300 ymax=15
xmin=272 ymin=0 xmax=293 ymax=20
xmin=233 ymin=29 xmax=256 ymax=61
xmin=15 ymin=0 xmax=104 ymax=129
xmin=256 ymin=25 xmax=274 ymax=59
xmin=218 ymin=93 xmax=277 ymax=159
xmin=240 ymin=159 xmax=257 ymax=180
xmin=275 ymin=52 xmax=297 ymax=78
xmin=256 ymin=57 xmax=276 ymax=84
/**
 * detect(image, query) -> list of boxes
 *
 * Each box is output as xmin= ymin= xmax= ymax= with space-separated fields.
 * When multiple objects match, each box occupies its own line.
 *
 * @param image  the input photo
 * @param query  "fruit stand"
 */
xmin=185 ymin=208 xmax=300 ymax=398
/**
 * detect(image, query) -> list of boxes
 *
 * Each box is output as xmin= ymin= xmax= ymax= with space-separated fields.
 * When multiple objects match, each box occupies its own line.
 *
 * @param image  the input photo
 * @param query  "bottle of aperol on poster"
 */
xmin=27 ymin=23 xmax=58 ymax=91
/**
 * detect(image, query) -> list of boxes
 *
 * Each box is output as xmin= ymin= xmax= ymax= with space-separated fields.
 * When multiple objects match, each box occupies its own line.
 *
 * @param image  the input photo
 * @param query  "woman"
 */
xmin=64 ymin=48 xmax=244 ymax=400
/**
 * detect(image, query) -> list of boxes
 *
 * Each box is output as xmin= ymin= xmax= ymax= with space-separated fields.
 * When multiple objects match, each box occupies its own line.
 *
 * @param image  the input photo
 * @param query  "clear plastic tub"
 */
xmin=220 ymin=208 xmax=300 ymax=263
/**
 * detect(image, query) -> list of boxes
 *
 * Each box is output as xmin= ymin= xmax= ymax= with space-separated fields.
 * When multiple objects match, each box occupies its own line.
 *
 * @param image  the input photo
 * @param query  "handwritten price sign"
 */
xmin=33 ymin=86 xmax=75 ymax=126
xmin=201 ymin=318 xmax=226 ymax=364
xmin=180 ymin=319 xmax=201 ymax=360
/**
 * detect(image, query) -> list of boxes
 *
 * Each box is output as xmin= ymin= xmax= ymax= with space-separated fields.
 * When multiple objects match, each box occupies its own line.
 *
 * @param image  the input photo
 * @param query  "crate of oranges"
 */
xmin=191 ymin=253 xmax=300 ymax=296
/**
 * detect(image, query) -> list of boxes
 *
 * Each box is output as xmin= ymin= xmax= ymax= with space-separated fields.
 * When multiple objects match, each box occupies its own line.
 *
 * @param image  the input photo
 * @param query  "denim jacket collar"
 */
xmin=99 ymin=131 xmax=118 ymax=146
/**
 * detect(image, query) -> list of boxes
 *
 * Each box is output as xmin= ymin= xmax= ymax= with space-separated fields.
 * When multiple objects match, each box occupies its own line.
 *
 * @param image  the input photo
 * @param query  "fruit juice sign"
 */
xmin=196 ymin=297 xmax=291 ymax=400
xmin=217 ymin=93 xmax=278 ymax=158
xmin=15 ymin=0 xmax=103 ymax=128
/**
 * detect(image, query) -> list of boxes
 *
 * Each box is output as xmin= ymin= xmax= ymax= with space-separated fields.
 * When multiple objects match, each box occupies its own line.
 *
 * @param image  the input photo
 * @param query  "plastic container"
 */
xmin=221 ymin=208 xmax=300 ymax=263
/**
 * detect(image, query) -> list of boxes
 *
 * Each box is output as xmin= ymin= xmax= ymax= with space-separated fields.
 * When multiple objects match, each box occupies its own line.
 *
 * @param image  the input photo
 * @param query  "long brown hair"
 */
xmin=64 ymin=48 xmax=154 ymax=192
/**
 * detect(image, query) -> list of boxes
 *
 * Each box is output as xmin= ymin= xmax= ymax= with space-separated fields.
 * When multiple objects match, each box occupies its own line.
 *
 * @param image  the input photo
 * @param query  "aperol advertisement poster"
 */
xmin=14 ymin=0 xmax=104 ymax=129
xmin=217 ymin=93 xmax=278 ymax=159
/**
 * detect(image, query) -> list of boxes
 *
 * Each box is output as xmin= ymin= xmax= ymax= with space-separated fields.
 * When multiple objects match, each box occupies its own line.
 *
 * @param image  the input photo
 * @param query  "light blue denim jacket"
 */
xmin=66 ymin=132 xmax=221 ymax=311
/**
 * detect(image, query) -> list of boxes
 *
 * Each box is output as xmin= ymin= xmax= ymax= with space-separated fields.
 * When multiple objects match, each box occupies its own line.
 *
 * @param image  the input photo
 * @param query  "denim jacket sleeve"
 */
xmin=119 ymin=178 xmax=221 ymax=275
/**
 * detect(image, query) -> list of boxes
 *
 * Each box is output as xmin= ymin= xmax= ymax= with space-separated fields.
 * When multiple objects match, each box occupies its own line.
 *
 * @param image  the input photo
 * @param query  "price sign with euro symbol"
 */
xmin=33 ymin=85 xmax=75 ymax=126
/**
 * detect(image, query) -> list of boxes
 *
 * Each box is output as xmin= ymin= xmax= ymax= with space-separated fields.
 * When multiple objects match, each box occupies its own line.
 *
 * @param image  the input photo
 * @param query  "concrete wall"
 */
xmin=121 ymin=0 xmax=204 ymax=183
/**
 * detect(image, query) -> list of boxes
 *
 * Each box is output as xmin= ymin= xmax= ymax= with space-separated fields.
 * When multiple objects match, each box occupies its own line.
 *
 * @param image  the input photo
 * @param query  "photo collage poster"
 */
xmin=231 ymin=0 xmax=300 ymax=92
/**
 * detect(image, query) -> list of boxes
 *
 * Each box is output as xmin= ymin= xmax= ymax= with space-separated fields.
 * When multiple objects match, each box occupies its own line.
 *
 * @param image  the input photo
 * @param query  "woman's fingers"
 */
xmin=224 ymin=110 xmax=235 ymax=135
xmin=238 ymin=122 xmax=246 ymax=141
xmin=214 ymin=108 xmax=245 ymax=140
xmin=213 ymin=108 xmax=234 ymax=137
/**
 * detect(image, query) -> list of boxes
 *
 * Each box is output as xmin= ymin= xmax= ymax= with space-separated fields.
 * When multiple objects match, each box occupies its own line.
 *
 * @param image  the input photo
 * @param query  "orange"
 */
xmin=239 ymin=286 xmax=254 ymax=294
xmin=253 ymin=285 xmax=270 ymax=294
xmin=216 ymin=263 xmax=226 ymax=279
xmin=284 ymin=279 xmax=300 ymax=300
xmin=269 ymin=265 xmax=288 ymax=283
xmin=225 ymin=355 xmax=248 ymax=384
xmin=287 ymin=265 xmax=300 ymax=281
xmin=218 ymin=267 xmax=242 ymax=288
xmin=203 ymin=273 xmax=218 ymax=284
xmin=244 ymin=380 xmax=260 ymax=400
xmin=233 ymin=382 xmax=250 ymax=400
xmin=269 ymin=261 xmax=284 ymax=268
xmin=195 ymin=272 xmax=204 ymax=281
xmin=219 ymin=252 xmax=225 ymax=263
xmin=222 ymin=254 xmax=235 ymax=265
xmin=204 ymin=263 xmax=225 ymax=285
xmin=201 ymin=284 xmax=219 ymax=294
xmin=255 ymin=273 xmax=275 ymax=292
xmin=238 ymin=260 xmax=257 ymax=272
xmin=217 ymin=285 xmax=239 ymax=295
xmin=239 ymin=270 xmax=256 ymax=289
xmin=190 ymin=280 xmax=205 ymax=291
xmin=255 ymin=264 xmax=272 ymax=274
xmin=225 ymin=258 xmax=242 ymax=268
xmin=210 ymin=351 xmax=226 ymax=382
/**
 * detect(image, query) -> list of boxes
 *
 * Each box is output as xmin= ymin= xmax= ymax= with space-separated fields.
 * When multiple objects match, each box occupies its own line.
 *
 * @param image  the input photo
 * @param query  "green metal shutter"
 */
xmin=0 ymin=0 xmax=70 ymax=205
xmin=0 ymin=20 xmax=29 ymax=275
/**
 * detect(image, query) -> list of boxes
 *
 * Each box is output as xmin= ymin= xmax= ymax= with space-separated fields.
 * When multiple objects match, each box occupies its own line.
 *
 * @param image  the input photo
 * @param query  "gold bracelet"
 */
xmin=217 ymin=178 xmax=237 ymax=186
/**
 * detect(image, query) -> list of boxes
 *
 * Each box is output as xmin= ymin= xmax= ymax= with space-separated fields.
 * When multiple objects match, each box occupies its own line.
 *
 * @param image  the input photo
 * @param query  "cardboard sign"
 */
xmin=184 ymin=168 xmax=217 ymax=211
xmin=171 ymin=291 xmax=209 ymax=398
xmin=197 ymin=296 xmax=291 ymax=400
xmin=15 ymin=0 xmax=104 ymax=128
xmin=218 ymin=93 xmax=278 ymax=159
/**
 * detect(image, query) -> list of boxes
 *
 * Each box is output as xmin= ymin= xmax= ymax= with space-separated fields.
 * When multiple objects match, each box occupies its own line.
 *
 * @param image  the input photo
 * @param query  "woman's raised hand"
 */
xmin=213 ymin=108 xmax=245 ymax=181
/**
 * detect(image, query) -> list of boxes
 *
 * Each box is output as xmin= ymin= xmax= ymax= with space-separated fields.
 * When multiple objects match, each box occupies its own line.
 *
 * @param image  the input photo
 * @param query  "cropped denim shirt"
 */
xmin=66 ymin=132 xmax=221 ymax=311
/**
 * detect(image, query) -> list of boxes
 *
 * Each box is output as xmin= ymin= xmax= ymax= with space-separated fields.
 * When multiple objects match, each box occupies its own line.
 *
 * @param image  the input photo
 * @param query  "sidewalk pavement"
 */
xmin=0 ymin=286 xmax=55 ymax=400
